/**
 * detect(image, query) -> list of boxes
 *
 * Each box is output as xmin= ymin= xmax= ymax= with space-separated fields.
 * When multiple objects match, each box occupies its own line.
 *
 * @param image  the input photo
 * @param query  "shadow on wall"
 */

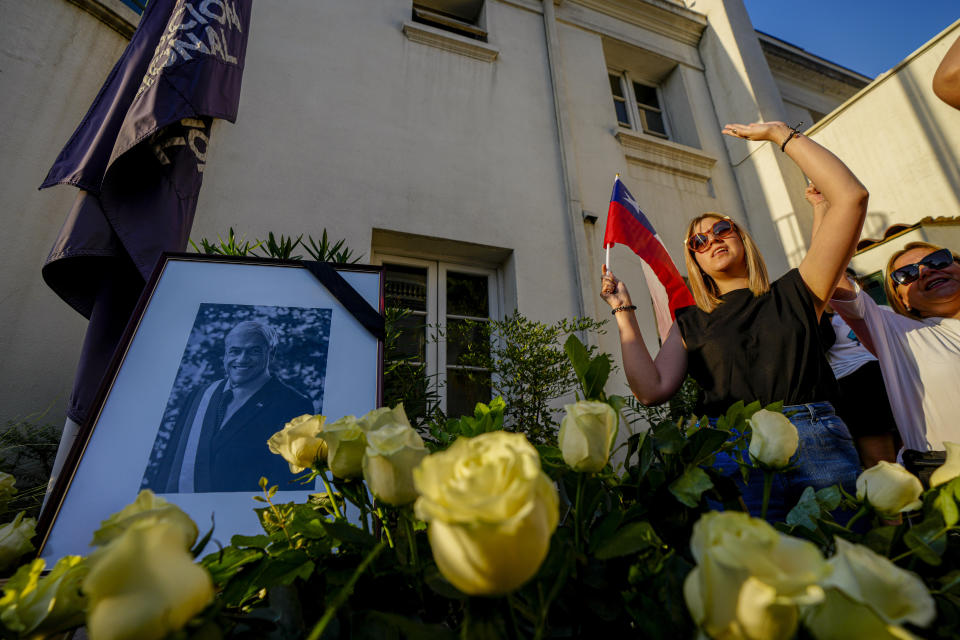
xmin=897 ymin=70 xmax=960 ymax=209
xmin=697 ymin=24 xmax=796 ymax=275
xmin=863 ymin=211 xmax=893 ymax=240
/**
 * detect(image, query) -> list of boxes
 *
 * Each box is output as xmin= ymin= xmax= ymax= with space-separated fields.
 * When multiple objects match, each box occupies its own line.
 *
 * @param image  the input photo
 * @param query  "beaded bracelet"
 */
xmin=780 ymin=121 xmax=803 ymax=152
xmin=611 ymin=305 xmax=637 ymax=315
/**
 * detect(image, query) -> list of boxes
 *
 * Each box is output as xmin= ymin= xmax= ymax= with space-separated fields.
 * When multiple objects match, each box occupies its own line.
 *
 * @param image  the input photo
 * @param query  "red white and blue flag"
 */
xmin=603 ymin=175 xmax=694 ymax=339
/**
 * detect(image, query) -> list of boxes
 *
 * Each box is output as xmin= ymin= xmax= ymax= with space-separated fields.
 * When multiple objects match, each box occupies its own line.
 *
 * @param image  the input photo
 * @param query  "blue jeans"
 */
xmin=711 ymin=402 xmax=861 ymax=523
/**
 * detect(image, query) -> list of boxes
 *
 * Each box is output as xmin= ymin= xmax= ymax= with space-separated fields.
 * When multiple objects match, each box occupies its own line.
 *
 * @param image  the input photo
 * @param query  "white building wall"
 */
xmin=0 ymin=0 xmax=130 ymax=424
xmin=806 ymin=21 xmax=960 ymax=242
xmin=0 ymin=0 xmax=917 ymax=426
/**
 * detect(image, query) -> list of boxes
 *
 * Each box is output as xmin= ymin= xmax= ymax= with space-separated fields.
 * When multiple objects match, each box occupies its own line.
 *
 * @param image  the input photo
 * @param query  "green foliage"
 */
xmin=424 ymin=397 xmax=505 ymax=451
xmin=620 ymin=375 xmax=700 ymax=434
xmin=191 ymin=228 xmax=363 ymax=263
xmin=190 ymin=227 xmax=262 ymax=256
xmin=0 ymin=417 xmax=60 ymax=520
xmin=446 ymin=311 xmax=607 ymax=445
xmin=382 ymin=307 xmax=443 ymax=428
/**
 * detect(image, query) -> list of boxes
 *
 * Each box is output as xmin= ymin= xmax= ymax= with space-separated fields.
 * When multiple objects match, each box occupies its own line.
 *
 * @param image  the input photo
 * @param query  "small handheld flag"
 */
xmin=603 ymin=175 xmax=694 ymax=340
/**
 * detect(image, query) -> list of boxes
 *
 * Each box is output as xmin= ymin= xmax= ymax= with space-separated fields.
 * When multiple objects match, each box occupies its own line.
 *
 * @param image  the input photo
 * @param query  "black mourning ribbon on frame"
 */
xmin=300 ymin=261 xmax=384 ymax=341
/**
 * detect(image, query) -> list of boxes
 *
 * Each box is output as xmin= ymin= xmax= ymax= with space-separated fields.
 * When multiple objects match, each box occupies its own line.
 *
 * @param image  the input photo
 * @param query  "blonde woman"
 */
xmin=829 ymin=241 xmax=960 ymax=480
xmin=601 ymin=120 xmax=868 ymax=520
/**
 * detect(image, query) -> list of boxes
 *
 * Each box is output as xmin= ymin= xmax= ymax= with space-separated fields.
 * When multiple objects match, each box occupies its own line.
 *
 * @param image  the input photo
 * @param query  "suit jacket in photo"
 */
xmin=154 ymin=376 xmax=314 ymax=493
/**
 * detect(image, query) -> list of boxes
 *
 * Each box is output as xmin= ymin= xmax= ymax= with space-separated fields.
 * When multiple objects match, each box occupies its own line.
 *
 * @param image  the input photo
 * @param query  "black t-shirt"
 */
xmin=675 ymin=268 xmax=839 ymax=416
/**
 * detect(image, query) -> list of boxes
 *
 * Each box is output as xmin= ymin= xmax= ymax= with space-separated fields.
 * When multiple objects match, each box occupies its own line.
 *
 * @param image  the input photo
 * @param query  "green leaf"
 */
xmin=716 ymin=400 xmax=745 ymax=431
xmin=682 ymin=428 xmax=729 ymax=466
xmin=588 ymin=510 xmax=624 ymax=554
xmin=288 ymin=504 xmax=332 ymax=540
xmin=320 ymin=520 xmax=379 ymax=548
xmin=218 ymin=549 xmax=316 ymax=607
xmin=564 ymin=334 xmax=591 ymax=392
xmin=583 ymin=354 xmax=611 ymax=400
xmin=669 ymin=467 xmax=713 ymax=508
xmin=231 ymin=534 xmax=272 ymax=548
xmin=652 ymin=421 xmax=685 ymax=455
xmin=933 ymin=477 xmax=960 ymax=528
xmin=903 ymin=515 xmax=947 ymax=566
xmin=201 ymin=546 xmax=264 ymax=586
xmin=594 ymin=520 xmax=663 ymax=559
xmin=786 ymin=486 xmax=820 ymax=532
xmin=815 ymin=485 xmax=842 ymax=511
xmin=863 ymin=525 xmax=898 ymax=557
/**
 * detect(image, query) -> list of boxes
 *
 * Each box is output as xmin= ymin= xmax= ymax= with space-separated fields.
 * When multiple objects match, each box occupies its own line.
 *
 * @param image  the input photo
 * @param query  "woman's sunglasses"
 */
xmin=889 ymin=248 xmax=956 ymax=286
xmin=685 ymin=218 xmax=735 ymax=253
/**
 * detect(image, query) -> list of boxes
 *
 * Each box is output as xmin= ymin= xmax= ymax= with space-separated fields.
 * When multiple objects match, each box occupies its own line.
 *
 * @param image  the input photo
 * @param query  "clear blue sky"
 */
xmin=741 ymin=0 xmax=958 ymax=78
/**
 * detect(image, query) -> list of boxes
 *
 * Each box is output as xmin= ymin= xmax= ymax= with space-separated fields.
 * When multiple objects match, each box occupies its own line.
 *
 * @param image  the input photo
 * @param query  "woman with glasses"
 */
xmin=827 ymin=241 xmax=960 ymax=483
xmin=601 ymin=120 xmax=869 ymax=520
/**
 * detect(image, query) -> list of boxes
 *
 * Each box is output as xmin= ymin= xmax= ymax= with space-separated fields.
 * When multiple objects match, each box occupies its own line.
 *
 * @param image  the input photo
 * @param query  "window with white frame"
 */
xmin=381 ymin=256 xmax=498 ymax=418
xmin=608 ymin=71 xmax=669 ymax=139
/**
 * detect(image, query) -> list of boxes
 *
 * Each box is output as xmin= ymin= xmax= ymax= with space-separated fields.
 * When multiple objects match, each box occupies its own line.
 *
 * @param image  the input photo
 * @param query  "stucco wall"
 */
xmin=0 ymin=0 xmax=130 ymax=425
xmin=808 ymin=22 xmax=960 ymax=242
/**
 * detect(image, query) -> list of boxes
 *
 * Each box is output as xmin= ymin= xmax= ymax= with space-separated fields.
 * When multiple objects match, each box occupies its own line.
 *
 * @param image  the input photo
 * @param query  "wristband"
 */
xmin=611 ymin=305 xmax=637 ymax=315
xmin=780 ymin=121 xmax=803 ymax=152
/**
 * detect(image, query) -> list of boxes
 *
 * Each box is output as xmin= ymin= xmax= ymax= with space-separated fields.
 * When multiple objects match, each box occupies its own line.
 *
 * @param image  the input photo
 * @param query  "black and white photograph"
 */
xmin=38 ymin=255 xmax=382 ymax=560
xmin=141 ymin=303 xmax=332 ymax=494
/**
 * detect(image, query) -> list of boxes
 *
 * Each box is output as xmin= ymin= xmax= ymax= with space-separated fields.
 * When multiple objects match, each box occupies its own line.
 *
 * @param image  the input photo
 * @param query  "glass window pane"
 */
xmin=642 ymin=108 xmax=667 ymax=136
xmin=388 ymin=312 xmax=427 ymax=362
xmin=446 ymin=272 xmax=488 ymax=317
xmin=384 ymin=264 xmax=428 ymax=312
xmin=446 ymin=318 xmax=489 ymax=367
xmin=614 ymin=101 xmax=630 ymax=127
xmin=446 ymin=370 xmax=491 ymax=419
xmin=633 ymin=82 xmax=660 ymax=109
xmin=609 ymin=74 xmax=625 ymax=98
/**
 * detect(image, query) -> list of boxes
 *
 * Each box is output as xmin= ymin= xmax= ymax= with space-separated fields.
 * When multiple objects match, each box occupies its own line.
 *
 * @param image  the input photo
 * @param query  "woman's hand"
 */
xmin=721 ymin=121 xmax=791 ymax=144
xmin=601 ymin=265 xmax=632 ymax=309
xmin=804 ymin=182 xmax=827 ymax=207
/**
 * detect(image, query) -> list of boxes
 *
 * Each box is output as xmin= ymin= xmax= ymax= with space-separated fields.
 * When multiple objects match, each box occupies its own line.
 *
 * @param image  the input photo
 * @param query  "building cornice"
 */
xmin=616 ymin=130 xmax=716 ymax=182
xmin=570 ymin=0 xmax=706 ymax=47
xmin=758 ymin=33 xmax=870 ymax=98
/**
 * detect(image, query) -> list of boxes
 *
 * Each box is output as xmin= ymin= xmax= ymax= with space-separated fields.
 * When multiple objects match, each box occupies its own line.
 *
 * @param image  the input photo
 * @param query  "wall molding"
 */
xmin=402 ymin=21 xmax=499 ymax=62
xmin=616 ymin=129 xmax=716 ymax=182
xmin=570 ymin=0 xmax=706 ymax=47
xmin=66 ymin=0 xmax=140 ymax=39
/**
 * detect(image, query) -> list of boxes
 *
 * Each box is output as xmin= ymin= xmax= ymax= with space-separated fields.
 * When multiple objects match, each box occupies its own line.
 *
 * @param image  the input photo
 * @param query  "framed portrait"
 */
xmin=38 ymin=254 xmax=383 ymax=559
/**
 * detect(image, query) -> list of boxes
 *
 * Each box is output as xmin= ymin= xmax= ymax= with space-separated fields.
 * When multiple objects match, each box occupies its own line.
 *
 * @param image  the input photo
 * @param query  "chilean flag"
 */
xmin=603 ymin=175 xmax=694 ymax=340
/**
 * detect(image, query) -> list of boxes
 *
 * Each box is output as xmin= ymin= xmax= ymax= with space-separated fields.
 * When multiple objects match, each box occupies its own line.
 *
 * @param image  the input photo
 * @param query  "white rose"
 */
xmin=856 ymin=462 xmax=923 ymax=517
xmin=748 ymin=410 xmax=799 ymax=470
xmin=803 ymin=538 xmax=935 ymax=639
xmin=362 ymin=422 xmax=428 ymax=506
xmin=930 ymin=441 xmax=960 ymax=488
xmin=267 ymin=414 xmax=327 ymax=473
xmin=558 ymin=401 xmax=618 ymax=473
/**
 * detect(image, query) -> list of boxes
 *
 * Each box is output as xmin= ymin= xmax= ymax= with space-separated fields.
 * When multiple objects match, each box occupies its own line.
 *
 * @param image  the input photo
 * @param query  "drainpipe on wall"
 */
xmin=542 ymin=0 xmax=596 ymax=335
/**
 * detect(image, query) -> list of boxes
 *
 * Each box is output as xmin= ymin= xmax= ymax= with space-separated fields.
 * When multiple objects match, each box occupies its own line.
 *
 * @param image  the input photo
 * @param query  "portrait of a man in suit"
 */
xmin=149 ymin=319 xmax=315 ymax=493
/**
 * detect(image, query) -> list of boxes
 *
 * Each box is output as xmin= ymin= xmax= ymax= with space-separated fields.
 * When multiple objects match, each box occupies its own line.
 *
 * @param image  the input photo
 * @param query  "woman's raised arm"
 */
xmin=722 ymin=122 xmax=868 ymax=313
xmin=601 ymin=265 xmax=687 ymax=405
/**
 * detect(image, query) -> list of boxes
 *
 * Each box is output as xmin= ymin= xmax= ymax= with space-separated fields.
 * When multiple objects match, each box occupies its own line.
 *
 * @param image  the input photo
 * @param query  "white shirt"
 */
xmin=825 ymin=313 xmax=878 ymax=379
xmin=831 ymin=287 xmax=960 ymax=451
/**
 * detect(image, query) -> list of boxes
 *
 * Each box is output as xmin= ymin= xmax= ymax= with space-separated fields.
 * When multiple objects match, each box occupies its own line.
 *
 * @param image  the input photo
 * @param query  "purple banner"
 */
xmin=40 ymin=0 xmax=252 ymax=423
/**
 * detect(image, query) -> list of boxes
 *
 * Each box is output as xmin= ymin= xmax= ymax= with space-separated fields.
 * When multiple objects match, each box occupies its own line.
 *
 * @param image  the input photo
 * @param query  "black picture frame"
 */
xmin=37 ymin=253 xmax=384 ymax=558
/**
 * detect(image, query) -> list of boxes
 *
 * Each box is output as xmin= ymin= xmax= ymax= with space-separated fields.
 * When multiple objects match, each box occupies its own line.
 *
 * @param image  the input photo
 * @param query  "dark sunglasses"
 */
xmin=685 ymin=218 xmax=735 ymax=253
xmin=889 ymin=248 xmax=956 ymax=286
